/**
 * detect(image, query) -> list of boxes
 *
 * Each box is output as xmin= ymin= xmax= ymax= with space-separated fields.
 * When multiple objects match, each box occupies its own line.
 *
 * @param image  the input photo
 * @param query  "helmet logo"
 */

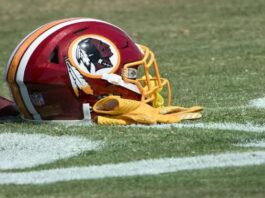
xmin=76 ymin=38 xmax=113 ymax=73
xmin=68 ymin=35 xmax=120 ymax=78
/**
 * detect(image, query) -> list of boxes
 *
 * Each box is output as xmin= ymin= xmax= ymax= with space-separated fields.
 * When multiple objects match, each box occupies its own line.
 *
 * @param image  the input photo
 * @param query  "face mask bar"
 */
xmin=123 ymin=45 xmax=171 ymax=107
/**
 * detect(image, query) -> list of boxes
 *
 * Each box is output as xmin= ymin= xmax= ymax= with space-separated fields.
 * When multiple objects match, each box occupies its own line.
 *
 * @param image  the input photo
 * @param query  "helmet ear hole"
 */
xmin=49 ymin=47 xmax=59 ymax=64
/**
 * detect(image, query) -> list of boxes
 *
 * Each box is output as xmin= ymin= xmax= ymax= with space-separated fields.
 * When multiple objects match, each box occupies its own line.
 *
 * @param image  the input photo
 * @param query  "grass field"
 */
xmin=0 ymin=0 xmax=265 ymax=197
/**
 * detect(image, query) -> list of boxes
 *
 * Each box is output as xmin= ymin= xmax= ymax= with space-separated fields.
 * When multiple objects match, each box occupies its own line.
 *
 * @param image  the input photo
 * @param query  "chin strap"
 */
xmin=0 ymin=96 xmax=20 ymax=119
xmin=93 ymin=96 xmax=203 ymax=125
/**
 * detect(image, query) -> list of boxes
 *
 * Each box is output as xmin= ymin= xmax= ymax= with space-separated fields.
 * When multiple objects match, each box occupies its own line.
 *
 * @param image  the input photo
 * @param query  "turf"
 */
xmin=0 ymin=0 xmax=265 ymax=197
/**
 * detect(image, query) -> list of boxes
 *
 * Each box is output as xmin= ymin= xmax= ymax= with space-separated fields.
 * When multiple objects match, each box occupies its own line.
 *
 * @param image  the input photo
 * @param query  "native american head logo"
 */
xmin=76 ymin=38 xmax=113 ymax=73
xmin=68 ymin=35 xmax=120 ymax=77
xmin=66 ymin=35 xmax=120 ymax=96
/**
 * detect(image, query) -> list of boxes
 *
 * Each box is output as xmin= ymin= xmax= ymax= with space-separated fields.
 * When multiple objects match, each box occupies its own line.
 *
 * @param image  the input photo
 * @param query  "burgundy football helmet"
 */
xmin=5 ymin=18 xmax=171 ymax=122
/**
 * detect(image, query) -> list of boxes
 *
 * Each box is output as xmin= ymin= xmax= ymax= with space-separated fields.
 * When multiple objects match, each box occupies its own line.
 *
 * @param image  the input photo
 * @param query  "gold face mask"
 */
xmin=123 ymin=45 xmax=171 ymax=107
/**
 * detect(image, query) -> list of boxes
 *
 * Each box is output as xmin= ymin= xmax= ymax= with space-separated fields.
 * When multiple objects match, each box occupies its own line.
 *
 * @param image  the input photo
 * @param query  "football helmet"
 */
xmin=5 ymin=18 xmax=171 ymax=122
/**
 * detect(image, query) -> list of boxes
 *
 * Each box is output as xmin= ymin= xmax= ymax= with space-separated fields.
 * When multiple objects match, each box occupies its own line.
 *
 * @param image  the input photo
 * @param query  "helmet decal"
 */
xmin=65 ymin=57 xmax=94 ymax=97
xmin=68 ymin=34 xmax=120 ymax=78
xmin=29 ymin=93 xmax=45 ymax=106
xmin=76 ymin=38 xmax=113 ymax=72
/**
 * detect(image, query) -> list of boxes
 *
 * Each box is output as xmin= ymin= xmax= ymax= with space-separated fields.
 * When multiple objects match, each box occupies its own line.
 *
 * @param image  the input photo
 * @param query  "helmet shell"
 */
xmin=6 ymin=18 xmax=143 ymax=121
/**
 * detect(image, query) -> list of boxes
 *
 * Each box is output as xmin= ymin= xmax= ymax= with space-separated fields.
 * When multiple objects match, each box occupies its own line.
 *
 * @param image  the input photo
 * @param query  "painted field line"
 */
xmin=0 ymin=133 xmax=103 ymax=170
xmin=238 ymin=141 xmax=265 ymax=148
xmin=248 ymin=97 xmax=265 ymax=109
xmin=131 ymin=122 xmax=265 ymax=133
xmin=0 ymin=139 xmax=264 ymax=185
xmin=173 ymin=122 xmax=265 ymax=133
xmin=0 ymin=149 xmax=264 ymax=185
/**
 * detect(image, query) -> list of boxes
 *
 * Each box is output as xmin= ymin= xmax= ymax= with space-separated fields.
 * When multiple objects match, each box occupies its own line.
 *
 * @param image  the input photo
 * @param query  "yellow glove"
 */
xmin=93 ymin=96 xmax=203 ymax=125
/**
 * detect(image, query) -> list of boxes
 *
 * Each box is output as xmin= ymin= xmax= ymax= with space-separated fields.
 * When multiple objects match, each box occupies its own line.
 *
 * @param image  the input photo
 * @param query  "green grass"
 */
xmin=0 ymin=0 xmax=265 ymax=197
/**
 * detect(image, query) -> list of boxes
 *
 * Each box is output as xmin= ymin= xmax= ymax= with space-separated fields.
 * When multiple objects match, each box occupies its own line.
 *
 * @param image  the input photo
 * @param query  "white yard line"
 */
xmin=248 ymin=97 xmax=265 ymax=109
xmin=130 ymin=122 xmax=265 ymax=133
xmin=237 ymin=141 xmax=265 ymax=148
xmin=0 ymin=133 xmax=102 ymax=170
xmin=172 ymin=122 xmax=265 ymax=132
xmin=0 ymin=134 xmax=264 ymax=185
xmin=0 ymin=150 xmax=264 ymax=185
